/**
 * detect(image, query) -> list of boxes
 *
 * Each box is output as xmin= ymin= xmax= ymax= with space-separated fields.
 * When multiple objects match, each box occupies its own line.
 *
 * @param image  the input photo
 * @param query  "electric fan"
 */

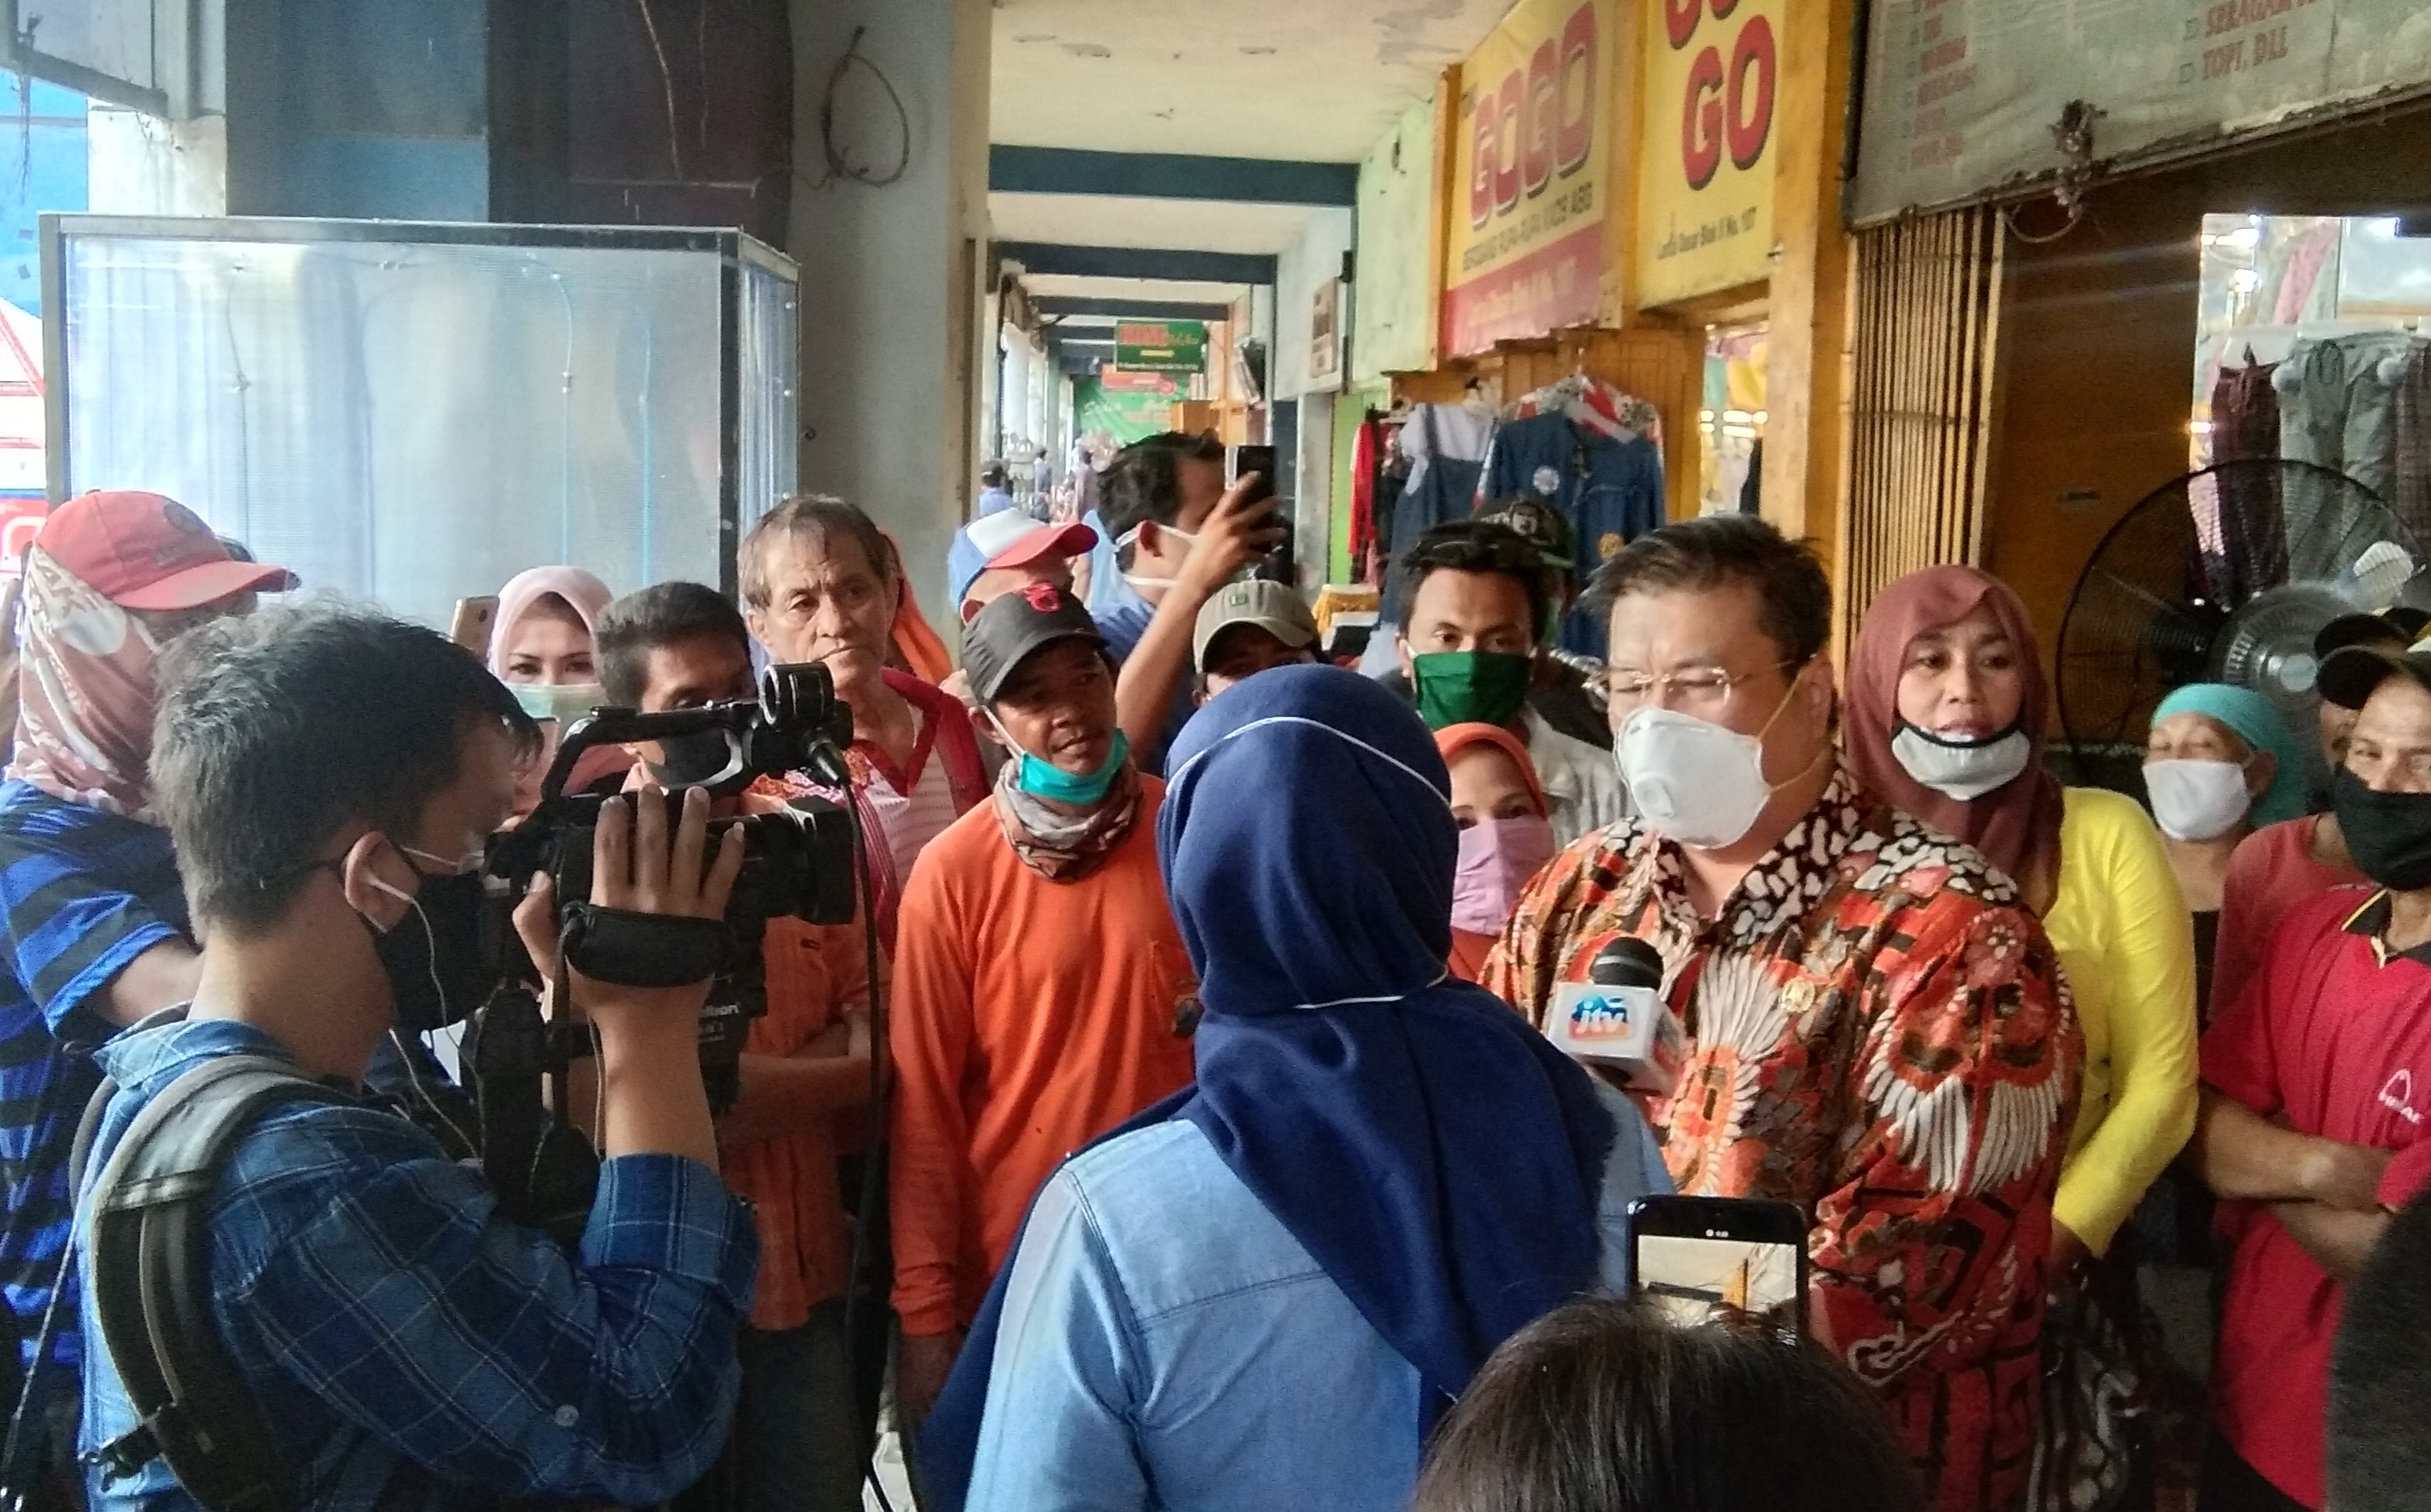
xmin=2053 ymin=460 xmax=2427 ymax=794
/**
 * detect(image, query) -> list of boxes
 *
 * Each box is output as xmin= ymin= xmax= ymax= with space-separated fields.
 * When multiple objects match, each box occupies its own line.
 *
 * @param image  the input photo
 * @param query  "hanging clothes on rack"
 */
xmin=1381 ymin=402 xmax=1495 ymax=623
xmin=2390 ymin=342 xmax=2431 ymax=548
xmin=2274 ymin=330 xmax=2416 ymax=505
xmin=1349 ymin=409 xmax=1409 ymax=588
xmin=1505 ymin=372 xmax=1662 ymax=448
xmin=1482 ymin=375 xmax=1664 ymax=658
xmin=2209 ymin=349 xmax=2290 ymax=601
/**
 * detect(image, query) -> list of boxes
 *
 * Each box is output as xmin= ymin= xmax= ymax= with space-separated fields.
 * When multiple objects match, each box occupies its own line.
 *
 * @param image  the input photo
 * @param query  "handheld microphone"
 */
xmin=1545 ymin=937 xmax=1684 ymax=1093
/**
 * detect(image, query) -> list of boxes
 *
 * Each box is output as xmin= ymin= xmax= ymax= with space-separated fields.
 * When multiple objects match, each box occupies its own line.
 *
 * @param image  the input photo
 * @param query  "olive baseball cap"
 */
xmin=1192 ymin=578 xmax=1319 ymax=671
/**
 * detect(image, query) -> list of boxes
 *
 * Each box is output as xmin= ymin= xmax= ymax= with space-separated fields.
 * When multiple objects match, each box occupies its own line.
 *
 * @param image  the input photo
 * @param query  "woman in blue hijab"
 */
xmin=920 ymin=665 xmax=1668 ymax=1512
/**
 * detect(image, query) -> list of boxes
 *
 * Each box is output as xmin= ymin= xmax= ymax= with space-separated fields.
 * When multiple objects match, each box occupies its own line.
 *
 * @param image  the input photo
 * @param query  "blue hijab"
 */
xmin=919 ymin=666 xmax=1615 ymax=1507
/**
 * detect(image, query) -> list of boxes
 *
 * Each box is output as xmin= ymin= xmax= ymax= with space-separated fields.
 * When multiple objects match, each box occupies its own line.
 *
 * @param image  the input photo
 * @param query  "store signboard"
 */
xmin=1853 ymin=0 xmax=2431 ymax=225
xmin=1442 ymin=0 xmax=1618 ymax=357
xmin=1098 ymin=365 xmax=1180 ymax=396
xmin=1114 ymin=320 xmax=1208 ymax=374
xmin=1637 ymin=0 xmax=1782 ymax=308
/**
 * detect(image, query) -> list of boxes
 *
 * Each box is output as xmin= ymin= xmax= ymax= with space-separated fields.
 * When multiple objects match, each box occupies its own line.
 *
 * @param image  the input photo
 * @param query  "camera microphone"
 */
xmin=1546 ymin=935 xmax=1684 ymax=1093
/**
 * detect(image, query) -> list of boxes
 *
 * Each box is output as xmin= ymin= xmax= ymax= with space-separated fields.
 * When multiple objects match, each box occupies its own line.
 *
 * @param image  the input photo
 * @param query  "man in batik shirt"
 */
xmin=1485 ymin=517 xmax=2079 ymax=1512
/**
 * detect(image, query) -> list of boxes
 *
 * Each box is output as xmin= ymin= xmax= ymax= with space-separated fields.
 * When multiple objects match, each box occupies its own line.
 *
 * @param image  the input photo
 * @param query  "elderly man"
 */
xmin=2193 ymin=638 xmax=2431 ymax=1512
xmin=1485 ymin=515 xmax=2079 ymax=1512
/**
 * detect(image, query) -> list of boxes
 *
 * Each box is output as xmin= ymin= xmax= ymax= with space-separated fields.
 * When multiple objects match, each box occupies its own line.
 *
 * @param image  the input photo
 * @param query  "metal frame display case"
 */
xmin=42 ymin=215 xmax=798 ymax=625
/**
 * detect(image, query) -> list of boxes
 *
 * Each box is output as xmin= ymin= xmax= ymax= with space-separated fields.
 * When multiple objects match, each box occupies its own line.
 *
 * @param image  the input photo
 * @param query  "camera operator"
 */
xmin=75 ymin=605 xmax=758 ymax=1512
xmin=595 ymin=581 xmax=872 ymax=1512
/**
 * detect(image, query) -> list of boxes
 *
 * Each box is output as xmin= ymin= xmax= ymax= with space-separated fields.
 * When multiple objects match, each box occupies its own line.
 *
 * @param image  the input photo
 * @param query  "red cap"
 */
xmin=34 ymin=490 xmax=295 ymax=611
xmin=978 ymin=515 xmax=1098 ymax=572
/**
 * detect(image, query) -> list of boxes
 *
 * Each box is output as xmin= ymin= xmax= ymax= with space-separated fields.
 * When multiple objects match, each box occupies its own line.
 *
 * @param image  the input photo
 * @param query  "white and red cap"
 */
xmin=950 ymin=512 xmax=1099 ymax=608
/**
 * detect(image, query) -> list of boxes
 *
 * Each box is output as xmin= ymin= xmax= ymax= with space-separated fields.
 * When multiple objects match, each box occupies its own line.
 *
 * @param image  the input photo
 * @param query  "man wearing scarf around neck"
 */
xmin=888 ymin=584 xmax=1200 ymax=1426
xmin=917 ymin=665 xmax=1669 ymax=1512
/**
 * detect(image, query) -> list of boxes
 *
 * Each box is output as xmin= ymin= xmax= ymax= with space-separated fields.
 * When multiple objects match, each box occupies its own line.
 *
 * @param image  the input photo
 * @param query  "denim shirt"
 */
xmin=964 ymin=1082 xmax=1671 ymax=1512
xmin=78 ymin=1018 xmax=757 ymax=1512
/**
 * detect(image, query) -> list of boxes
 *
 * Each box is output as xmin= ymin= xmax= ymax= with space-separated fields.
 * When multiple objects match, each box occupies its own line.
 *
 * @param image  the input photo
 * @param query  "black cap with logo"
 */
xmin=1477 ymin=497 xmax=1576 ymax=570
xmin=961 ymin=581 xmax=1107 ymax=704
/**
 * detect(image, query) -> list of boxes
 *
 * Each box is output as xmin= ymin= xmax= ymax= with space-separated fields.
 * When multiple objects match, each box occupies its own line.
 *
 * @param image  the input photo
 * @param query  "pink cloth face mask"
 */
xmin=1451 ymin=815 xmax=1559 ymax=936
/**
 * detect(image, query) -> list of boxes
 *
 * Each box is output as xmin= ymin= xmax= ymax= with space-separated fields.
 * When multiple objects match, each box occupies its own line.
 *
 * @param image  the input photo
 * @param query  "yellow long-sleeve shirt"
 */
xmin=2045 ymin=786 xmax=2201 ymax=1254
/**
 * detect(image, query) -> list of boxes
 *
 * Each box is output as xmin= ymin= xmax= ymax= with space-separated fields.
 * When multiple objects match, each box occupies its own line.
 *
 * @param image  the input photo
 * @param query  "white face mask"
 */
xmin=1891 ymin=722 xmax=2034 ymax=802
xmin=2144 ymin=759 xmax=2254 ymax=841
xmin=1117 ymin=522 xmax=1199 ymax=591
xmin=1617 ymin=664 xmax=1819 ymax=850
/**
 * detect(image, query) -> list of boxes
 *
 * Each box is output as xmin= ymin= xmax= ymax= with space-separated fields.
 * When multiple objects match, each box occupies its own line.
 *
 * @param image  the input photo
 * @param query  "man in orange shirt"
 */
xmin=596 ymin=582 xmax=875 ymax=1512
xmin=890 ymin=584 xmax=1200 ymax=1424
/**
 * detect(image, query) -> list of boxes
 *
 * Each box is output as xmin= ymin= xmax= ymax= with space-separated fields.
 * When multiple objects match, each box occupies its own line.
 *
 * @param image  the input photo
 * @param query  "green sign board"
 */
xmin=1114 ymin=320 xmax=1207 ymax=374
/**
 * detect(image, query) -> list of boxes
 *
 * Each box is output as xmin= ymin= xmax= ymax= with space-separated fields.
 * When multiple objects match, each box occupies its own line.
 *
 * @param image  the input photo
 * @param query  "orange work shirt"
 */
xmin=888 ymin=782 xmax=1199 ymax=1338
xmin=720 ymin=913 xmax=873 ymax=1333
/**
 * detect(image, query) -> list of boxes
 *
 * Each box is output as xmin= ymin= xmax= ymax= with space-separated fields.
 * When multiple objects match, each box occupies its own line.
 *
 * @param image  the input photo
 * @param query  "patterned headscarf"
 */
xmin=6 ymin=547 xmax=168 ymax=820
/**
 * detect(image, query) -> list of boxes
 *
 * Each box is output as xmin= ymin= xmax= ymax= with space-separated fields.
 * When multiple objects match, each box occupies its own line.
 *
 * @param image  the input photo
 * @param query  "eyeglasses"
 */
xmin=1607 ymin=659 xmax=1803 ymax=716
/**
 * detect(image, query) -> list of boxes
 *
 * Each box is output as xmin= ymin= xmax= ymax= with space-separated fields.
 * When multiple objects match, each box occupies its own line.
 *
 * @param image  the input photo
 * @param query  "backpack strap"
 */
xmin=83 ymin=1055 xmax=349 ymax=1512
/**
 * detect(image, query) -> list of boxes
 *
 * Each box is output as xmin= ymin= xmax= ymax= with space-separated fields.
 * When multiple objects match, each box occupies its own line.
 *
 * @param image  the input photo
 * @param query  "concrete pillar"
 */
xmin=788 ymin=0 xmax=992 ymax=616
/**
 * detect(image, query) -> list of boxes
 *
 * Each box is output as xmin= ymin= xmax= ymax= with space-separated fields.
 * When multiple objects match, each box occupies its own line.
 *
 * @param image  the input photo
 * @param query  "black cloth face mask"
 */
xmin=2334 ymin=766 xmax=2431 ymax=893
xmin=362 ymin=865 xmax=501 ymax=1034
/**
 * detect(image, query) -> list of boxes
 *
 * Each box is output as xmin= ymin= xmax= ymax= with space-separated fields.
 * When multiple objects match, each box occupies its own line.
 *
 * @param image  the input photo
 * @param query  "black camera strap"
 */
xmin=78 ymin=1055 xmax=346 ymax=1512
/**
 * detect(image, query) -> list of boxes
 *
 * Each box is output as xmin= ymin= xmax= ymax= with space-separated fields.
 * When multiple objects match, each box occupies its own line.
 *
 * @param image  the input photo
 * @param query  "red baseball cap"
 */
xmin=34 ymin=490 xmax=295 ymax=611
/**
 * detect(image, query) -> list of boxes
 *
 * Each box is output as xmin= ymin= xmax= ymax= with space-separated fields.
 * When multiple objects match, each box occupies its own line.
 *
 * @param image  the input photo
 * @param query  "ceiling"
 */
xmin=1020 ymin=274 xmax=1255 ymax=306
xmin=989 ymin=0 xmax=1507 ymax=322
xmin=989 ymin=0 xmax=1506 ymax=160
xmin=991 ymin=193 xmax=1320 ymax=255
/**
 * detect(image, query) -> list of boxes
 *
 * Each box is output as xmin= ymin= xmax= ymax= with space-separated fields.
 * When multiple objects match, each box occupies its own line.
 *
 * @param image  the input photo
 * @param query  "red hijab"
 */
xmin=1844 ymin=565 xmax=2066 ymax=893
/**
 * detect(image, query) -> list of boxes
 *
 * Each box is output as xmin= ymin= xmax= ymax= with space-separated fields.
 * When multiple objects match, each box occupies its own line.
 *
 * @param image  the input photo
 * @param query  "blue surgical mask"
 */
xmin=993 ymin=716 xmax=1131 ymax=808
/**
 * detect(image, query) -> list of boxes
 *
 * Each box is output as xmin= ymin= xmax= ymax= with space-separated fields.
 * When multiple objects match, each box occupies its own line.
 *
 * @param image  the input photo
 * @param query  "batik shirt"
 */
xmin=1484 ymin=766 xmax=2079 ymax=1512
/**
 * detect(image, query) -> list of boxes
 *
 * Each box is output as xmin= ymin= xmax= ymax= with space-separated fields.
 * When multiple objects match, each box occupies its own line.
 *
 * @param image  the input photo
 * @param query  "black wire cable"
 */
xmin=808 ymin=25 xmax=912 ymax=190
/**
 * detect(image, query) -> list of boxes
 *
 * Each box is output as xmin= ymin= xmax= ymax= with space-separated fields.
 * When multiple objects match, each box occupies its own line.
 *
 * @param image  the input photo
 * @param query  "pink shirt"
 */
xmin=2203 ymin=887 xmax=2431 ymax=1508
xmin=2214 ymin=815 xmax=2365 ymax=1022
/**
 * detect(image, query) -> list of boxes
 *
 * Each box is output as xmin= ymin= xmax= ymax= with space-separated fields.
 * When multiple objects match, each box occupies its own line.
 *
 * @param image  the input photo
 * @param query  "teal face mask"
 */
xmin=1001 ymin=726 xmax=1131 ymax=807
xmin=511 ymin=681 xmax=606 ymax=727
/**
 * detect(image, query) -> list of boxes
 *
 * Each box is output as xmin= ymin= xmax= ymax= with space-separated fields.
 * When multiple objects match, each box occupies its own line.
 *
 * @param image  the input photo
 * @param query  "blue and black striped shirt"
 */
xmin=0 ymin=779 xmax=186 ymax=1392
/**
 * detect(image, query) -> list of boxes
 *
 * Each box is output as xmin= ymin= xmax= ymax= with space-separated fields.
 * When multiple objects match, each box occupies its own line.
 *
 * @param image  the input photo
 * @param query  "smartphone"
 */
xmin=450 ymin=595 xmax=499 ymax=656
xmin=1627 ymin=1195 xmax=1809 ymax=1332
xmin=1227 ymin=444 xmax=1279 ymax=507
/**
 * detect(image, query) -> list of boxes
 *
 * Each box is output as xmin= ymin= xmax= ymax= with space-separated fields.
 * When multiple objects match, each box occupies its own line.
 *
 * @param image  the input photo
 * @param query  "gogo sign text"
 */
xmin=1469 ymin=2 xmax=1598 ymax=231
xmin=1668 ymin=0 xmax=1775 ymax=190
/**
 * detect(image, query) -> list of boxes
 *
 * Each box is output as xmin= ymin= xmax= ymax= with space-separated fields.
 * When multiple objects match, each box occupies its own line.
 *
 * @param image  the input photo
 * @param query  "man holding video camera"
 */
xmin=595 ymin=581 xmax=872 ymax=1512
xmin=74 ymin=605 xmax=759 ymax=1512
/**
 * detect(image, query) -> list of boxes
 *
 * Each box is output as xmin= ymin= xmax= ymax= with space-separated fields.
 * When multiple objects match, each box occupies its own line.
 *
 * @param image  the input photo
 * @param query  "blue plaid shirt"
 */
xmin=0 ymin=780 xmax=186 ymax=1394
xmin=78 ymin=1018 xmax=759 ymax=1512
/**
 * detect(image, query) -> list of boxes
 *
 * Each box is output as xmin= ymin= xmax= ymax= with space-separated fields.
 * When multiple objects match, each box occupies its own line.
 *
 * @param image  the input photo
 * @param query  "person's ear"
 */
xmin=969 ymin=702 xmax=1002 ymax=756
xmin=339 ymin=831 xmax=414 ymax=932
xmin=1395 ymin=631 xmax=1414 ymax=682
xmin=1803 ymin=659 xmax=1840 ymax=732
xmin=744 ymin=604 xmax=770 ymax=645
xmin=2248 ymin=748 xmax=2279 ymax=800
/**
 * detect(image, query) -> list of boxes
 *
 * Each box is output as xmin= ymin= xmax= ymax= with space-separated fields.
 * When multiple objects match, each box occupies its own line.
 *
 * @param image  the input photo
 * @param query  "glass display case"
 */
xmin=42 ymin=215 xmax=799 ymax=628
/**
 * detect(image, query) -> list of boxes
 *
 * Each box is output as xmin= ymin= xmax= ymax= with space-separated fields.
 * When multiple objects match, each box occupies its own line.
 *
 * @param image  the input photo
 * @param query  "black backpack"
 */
xmin=73 ymin=1052 xmax=346 ymax=1512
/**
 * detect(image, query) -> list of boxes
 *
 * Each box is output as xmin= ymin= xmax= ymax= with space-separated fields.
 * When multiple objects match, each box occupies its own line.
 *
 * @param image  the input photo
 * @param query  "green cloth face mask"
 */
xmin=1410 ymin=650 xmax=1534 ymax=730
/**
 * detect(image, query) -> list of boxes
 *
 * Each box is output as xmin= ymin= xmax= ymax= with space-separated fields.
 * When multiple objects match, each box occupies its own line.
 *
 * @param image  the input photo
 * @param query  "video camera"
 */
xmin=453 ymin=662 xmax=861 ymax=1234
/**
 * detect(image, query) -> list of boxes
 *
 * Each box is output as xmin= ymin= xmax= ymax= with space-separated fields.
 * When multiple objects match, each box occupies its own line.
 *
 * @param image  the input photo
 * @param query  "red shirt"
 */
xmin=2202 ymin=888 xmax=2431 ymax=1509
xmin=2213 ymin=816 xmax=2365 ymax=1022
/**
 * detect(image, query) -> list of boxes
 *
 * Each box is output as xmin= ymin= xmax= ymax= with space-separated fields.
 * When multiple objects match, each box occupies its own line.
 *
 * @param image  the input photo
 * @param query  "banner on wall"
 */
xmin=1114 ymin=320 xmax=1207 ymax=373
xmin=1637 ymin=0 xmax=1780 ymax=308
xmin=1442 ymin=0 xmax=1617 ymax=358
xmin=1853 ymin=0 xmax=2431 ymax=225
